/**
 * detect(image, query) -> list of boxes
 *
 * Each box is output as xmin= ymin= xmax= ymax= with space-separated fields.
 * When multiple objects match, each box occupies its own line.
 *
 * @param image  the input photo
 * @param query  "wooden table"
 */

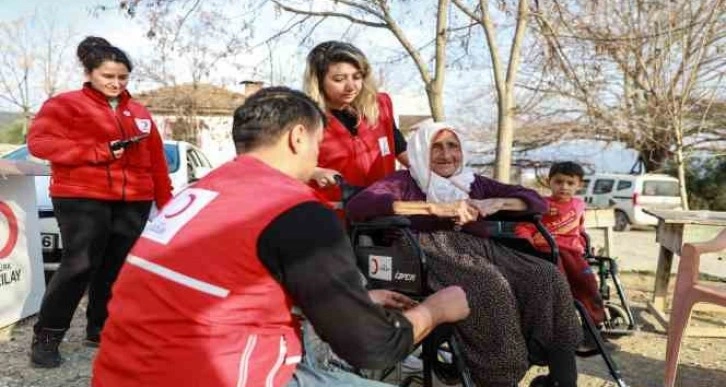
xmin=584 ymin=208 xmax=615 ymax=256
xmin=643 ymin=209 xmax=726 ymax=335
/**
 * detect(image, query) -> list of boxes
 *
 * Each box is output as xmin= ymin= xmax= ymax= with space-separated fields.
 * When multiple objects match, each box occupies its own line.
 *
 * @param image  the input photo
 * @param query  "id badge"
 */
xmin=378 ymin=136 xmax=391 ymax=156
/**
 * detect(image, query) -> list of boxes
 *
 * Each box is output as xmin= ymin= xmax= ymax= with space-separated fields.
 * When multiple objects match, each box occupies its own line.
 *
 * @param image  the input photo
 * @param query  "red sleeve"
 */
xmin=28 ymin=97 xmax=115 ymax=165
xmin=147 ymin=121 xmax=172 ymax=208
xmin=514 ymin=222 xmax=537 ymax=241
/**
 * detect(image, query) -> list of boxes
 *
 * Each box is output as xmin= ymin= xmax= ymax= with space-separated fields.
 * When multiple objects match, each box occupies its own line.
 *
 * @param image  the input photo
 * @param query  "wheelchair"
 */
xmin=582 ymin=232 xmax=638 ymax=335
xmin=336 ymin=177 xmax=628 ymax=387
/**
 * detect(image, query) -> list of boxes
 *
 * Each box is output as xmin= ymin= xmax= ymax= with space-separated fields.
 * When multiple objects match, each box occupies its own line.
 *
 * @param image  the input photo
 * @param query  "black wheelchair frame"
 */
xmin=336 ymin=177 xmax=628 ymax=387
xmin=582 ymin=233 xmax=638 ymax=335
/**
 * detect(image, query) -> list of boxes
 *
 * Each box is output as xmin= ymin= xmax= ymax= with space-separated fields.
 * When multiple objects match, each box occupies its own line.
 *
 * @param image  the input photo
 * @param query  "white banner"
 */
xmin=0 ymin=176 xmax=45 ymax=328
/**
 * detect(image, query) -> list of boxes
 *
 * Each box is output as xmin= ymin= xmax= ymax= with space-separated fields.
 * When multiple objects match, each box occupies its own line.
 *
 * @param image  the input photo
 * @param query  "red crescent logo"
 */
xmin=370 ymin=257 xmax=379 ymax=275
xmin=164 ymin=193 xmax=197 ymax=219
xmin=0 ymin=202 xmax=19 ymax=259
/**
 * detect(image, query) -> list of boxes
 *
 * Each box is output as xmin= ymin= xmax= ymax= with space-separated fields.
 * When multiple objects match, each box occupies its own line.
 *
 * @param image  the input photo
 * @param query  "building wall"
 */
xmin=153 ymin=115 xmax=236 ymax=166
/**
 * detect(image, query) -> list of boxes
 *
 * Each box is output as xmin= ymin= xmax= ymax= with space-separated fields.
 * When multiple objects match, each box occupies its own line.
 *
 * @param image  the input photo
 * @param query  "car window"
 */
xmin=1 ymin=147 xmax=49 ymax=165
xmin=163 ymin=144 xmax=180 ymax=173
xmin=576 ymin=179 xmax=590 ymax=196
xmin=616 ymin=180 xmax=633 ymax=191
xmin=194 ymin=149 xmax=213 ymax=168
xmin=642 ymin=180 xmax=679 ymax=196
xmin=593 ymin=179 xmax=615 ymax=194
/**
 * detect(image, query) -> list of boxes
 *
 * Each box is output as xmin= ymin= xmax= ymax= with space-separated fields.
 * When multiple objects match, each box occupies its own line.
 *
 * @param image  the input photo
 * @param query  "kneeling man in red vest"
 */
xmin=91 ymin=86 xmax=470 ymax=387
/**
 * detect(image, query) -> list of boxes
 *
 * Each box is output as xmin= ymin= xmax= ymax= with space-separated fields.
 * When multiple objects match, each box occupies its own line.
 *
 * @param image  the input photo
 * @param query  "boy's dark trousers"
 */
xmin=34 ymin=198 xmax=151 ymax=337
xmin=558 ymin=248 xmax=606 ymax=325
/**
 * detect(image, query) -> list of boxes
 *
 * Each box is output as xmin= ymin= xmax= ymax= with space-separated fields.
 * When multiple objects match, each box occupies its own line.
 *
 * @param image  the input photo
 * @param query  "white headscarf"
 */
xmin=408 ymin=120 xmax=475 ymax=203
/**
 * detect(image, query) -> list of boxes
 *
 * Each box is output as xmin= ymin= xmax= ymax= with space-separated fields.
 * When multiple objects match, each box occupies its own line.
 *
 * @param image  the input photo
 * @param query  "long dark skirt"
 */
xmin=417 ymin=231 xmax=582 ymax=386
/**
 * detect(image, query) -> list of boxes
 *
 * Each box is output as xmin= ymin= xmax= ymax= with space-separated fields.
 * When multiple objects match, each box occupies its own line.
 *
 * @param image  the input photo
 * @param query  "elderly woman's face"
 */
xmin=430 ymin=129 xmax=462 ymax=178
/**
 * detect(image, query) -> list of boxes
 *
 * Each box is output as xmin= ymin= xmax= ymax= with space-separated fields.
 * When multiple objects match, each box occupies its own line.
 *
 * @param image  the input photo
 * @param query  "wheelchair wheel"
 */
xmin=431 ymin=342 xmax=462 ymax=385
xmin=602 ymin=303 xmax=630 ymax=334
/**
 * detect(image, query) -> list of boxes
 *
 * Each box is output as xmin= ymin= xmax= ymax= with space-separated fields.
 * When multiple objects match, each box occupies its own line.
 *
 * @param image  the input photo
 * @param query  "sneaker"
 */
xmin=30 ymin=328 xmax=65 ymax=368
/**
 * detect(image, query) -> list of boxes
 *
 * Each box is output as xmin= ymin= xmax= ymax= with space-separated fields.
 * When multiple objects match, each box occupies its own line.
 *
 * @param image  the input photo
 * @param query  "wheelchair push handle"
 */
xmin=332 ymin=175 xmax=365 ymax=205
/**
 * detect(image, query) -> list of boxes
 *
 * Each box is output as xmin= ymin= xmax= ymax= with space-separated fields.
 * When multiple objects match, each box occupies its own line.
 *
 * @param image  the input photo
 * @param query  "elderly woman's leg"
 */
xmin=419 ymin=233 xmax=530 ymax=386
xmin=490 ymin=247 xmax=582 ymax=387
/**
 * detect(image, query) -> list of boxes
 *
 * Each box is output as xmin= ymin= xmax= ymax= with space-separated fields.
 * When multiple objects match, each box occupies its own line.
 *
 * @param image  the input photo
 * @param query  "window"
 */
xmin=642 ymin=181 xmax=679 ymax=196
xmin=1 ymin=146 xmax=49 ymax=165
xmin=616 ymin=180 xmax=633 ymax=191
xmin=593 ymin=179 xmax=615 ymax=194
xmin=163 ymin=144 xmax=180 ymax=173
xmin=576 ymin=179 xmax=590 ymax=196
xmin=190 ymin=147 xmax=212 ymax=168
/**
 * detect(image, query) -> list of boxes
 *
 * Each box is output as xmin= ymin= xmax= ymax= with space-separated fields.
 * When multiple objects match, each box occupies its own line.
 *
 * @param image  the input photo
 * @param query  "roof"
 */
xmin=134 ymin=83 xmax=246 ymax=116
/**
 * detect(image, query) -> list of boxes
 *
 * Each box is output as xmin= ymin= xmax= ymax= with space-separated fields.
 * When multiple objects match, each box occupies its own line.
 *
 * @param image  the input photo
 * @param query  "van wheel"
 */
xmin=614 ymin=211 xmax=630 ymax=232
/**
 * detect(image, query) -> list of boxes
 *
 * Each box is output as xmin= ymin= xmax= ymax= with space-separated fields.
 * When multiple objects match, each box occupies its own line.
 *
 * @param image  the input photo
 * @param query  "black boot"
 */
xmin=30 ymin=327 xmax=65 ymax=368
xmin=84 ymin=325 xmax=101 ymax=348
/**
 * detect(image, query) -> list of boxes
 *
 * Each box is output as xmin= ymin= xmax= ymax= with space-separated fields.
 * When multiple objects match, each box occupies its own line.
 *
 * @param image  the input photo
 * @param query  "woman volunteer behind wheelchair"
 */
xmin=303 ymin=40 xmax=409 ymax=211
xmin=347 ymin=121 xmax=582 ymax=387
xmin=27 ymin=36 xmax=172 ymax=368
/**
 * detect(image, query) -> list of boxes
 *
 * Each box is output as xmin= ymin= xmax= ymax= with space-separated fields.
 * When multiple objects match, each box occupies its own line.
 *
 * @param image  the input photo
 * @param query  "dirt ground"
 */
xmin=2 ymin=272 xmax=726 ymax=387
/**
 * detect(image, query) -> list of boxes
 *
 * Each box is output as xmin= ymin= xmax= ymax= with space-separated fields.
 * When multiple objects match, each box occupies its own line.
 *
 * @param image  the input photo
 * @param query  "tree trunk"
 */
xmin=494 ymin=93 xmax=514 ymax=183
xmin=639 ymin=145 xmax=671 ymax=173
xmin=673 ymin=121 xmax=690 ymax=210
xmin=427 ymin=84 xmax=445 ymax=121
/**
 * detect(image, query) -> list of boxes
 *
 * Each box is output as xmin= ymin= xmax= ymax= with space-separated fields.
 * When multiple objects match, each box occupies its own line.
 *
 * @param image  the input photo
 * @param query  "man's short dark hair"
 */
xmin=232 ymin=87 xmax=327 ymax=153
xmin=549 ymin=161 xmax=585 ymax=180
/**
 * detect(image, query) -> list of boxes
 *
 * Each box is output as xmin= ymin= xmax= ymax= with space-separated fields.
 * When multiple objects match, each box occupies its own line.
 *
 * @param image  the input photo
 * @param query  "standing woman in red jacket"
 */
xmin=303 ymin=41 xmax=410 ymax=210
xmin=27 ymin=36 xmax=172 ymax=368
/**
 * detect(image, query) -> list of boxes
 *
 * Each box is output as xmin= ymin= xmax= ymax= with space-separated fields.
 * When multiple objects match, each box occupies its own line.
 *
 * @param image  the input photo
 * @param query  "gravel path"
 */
xmin=2 ymin=274 xmax=725 ymax=386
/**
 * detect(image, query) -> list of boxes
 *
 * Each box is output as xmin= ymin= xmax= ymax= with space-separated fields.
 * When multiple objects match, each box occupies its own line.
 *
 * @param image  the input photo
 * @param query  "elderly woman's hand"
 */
xmin=467 ymin=199 xmax=505 ymax=217
xmin=310 ymin=167 xmax=341 ymax=188
xmin=369 ymin=289 xmax=418 ymax=310
xmin=430 ymin=200 xmax=479 ymax=225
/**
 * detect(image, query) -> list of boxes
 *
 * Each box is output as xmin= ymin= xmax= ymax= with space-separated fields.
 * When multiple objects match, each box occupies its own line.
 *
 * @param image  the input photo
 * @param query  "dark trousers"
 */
xmin=35 ymin=198 xmax=151 ymax=336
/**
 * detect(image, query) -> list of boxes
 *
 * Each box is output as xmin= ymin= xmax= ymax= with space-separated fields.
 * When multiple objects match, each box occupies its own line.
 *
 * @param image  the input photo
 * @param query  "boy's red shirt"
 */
xmin=516 ymin=196 xmax=587 ymax=255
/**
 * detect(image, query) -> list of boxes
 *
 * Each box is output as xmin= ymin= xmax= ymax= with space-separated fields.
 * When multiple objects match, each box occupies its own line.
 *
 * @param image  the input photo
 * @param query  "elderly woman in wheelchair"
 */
xmin=346 ymin=121 xmax=582 ymax=387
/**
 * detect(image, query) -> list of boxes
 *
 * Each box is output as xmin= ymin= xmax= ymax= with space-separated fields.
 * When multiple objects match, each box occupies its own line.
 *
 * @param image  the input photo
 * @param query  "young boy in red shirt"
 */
xmin=516 ymin=162 xmax=606 ymax=327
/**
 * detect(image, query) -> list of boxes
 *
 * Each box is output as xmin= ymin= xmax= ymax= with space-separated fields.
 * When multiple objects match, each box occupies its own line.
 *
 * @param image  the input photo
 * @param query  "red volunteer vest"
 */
xmin=92 ymin=156 xmax=317 ymax=387
xmin=314 ymin=93 xmax=396 ymax=208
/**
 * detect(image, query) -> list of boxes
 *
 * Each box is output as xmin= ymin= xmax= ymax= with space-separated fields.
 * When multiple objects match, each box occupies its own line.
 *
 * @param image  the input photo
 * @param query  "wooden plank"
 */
xmin=584 ymin=208 xmax=616 ymax=228
xmin=603 ymin=226 xmax=613 ymax=257
xmin=684 ymin=327 xmax=726 ymax=338
xmin=647 ymin=300 xmax=669 ymax=332
xmin=656 ymin=223 xmax=684 ymax=255
xmin=653 ymin=245 xmax=675 ymax=312
xmin=644 ymin=209 xmax=726 ymax=227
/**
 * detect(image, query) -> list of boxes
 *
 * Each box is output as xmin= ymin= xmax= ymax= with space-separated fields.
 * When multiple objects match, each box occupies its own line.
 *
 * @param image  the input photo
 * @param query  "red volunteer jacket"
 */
xmin=516 ymin=196 xmax=587 ymax=255
xmin=28 ymin=83 xmax=172 ymax=207
xmin=314 ymin=93 xmax=396 ymax=206
xmin=92 ymin=156 xmax=313 ymax=387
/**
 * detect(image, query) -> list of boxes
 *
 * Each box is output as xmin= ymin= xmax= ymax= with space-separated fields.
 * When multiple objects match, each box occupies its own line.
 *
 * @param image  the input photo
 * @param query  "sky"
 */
xmin=0 ymin=0 xmax=639 ymax=173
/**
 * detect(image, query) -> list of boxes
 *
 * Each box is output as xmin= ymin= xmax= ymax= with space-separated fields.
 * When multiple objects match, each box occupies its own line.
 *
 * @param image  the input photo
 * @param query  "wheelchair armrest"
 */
xmin=350 ymin=216 xmax=412 ymax=229
xmin=482 ymin=210 xmax=542 ymax=223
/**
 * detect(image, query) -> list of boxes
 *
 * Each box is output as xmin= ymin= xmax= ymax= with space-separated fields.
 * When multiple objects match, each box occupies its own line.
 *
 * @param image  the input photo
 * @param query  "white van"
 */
xmin=577 ymin=173 xmax=682 ymax=231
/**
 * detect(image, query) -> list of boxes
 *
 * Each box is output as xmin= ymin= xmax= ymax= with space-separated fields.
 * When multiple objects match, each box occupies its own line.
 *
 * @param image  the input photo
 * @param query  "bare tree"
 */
xmin=0 ymin=13 xmax=74 ymax=138
xmin=130 ymin=0 xmax=253 ymax=144
xmin=451 ymin=0 xmax=535 ymax=182
xmin=531 ymin=0 xmax=726 ymax=207
xmin=269 ymin=0 xmax=452 ymax=121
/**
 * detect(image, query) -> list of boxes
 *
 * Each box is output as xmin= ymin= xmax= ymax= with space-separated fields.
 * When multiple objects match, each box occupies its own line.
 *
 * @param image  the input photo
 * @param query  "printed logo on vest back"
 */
xmin=143 ymin=188 xmax=218 ymax=245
